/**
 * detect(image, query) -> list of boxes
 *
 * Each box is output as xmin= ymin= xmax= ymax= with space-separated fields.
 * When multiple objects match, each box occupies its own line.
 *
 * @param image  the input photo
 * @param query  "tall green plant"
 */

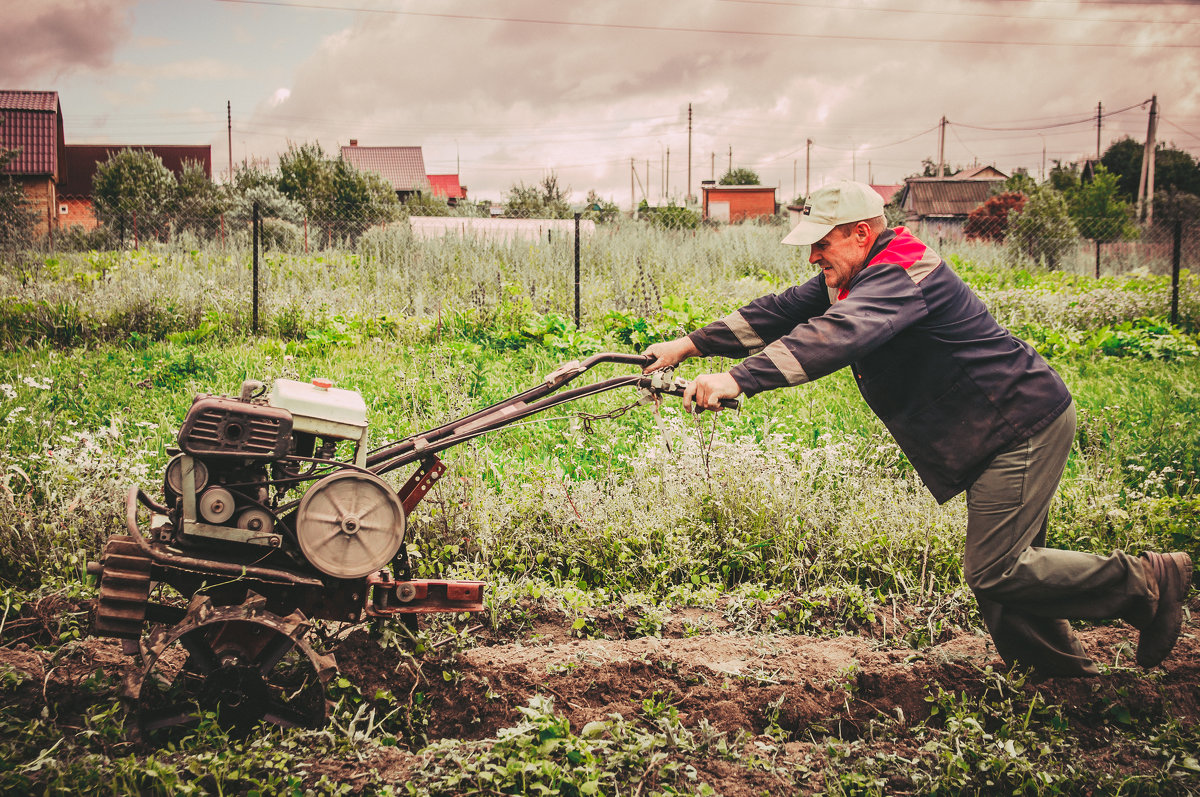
xmin=91 ymin=149 xmax=177 ymax=246
xmin=1007 ymin=187 xmax=1078 ymax=270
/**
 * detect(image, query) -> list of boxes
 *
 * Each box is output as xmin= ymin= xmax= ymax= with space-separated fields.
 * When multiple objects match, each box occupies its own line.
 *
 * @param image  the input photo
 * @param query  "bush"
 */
xmin=1007 ymin=187 xmax=1077 ymax=269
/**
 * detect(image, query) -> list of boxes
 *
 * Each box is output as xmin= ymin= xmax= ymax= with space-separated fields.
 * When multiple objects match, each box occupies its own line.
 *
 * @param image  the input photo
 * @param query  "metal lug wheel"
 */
xmin=126 ymin=593 xmax=336 ymax=737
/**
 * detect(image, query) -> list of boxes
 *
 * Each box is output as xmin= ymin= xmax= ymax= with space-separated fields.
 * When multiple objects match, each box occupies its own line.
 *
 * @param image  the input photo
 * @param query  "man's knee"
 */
xmin=964 ymin=557 xmax=1011 ymax=598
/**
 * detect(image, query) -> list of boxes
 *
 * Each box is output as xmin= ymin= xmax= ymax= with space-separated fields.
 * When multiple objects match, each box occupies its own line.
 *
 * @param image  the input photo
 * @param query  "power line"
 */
xmin=211 ymin=0 xmax=1200 ymax=48
xmin=1160 ymin=117 xmax=1200 ymax=143
xmin=715 ymin=0 xmax=1200 ymax=26
xmin=949 ymin=99 xmax=1149 ymax=131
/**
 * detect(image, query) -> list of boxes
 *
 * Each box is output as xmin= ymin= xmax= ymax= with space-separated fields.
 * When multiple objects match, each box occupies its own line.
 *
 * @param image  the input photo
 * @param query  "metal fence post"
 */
xmin=574 ymin=212 xmax=581 ymax=328
xmin=1170 ymin=218 xmax=1182 ymax=327
xmin=252 ymin=200 xmax=260 ymax=335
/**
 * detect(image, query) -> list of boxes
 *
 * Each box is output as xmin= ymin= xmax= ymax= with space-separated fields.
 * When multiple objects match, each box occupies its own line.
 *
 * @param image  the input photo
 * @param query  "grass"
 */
xmin=0 ymin=223 xmax=1197 ymax=793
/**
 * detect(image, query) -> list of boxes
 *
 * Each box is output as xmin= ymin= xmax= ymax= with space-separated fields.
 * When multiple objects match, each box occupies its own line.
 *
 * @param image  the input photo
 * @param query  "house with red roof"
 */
xmin=341 ymin=141 xmax=430 ymax=202
xmin=427 ymin=174 xmax=467 ymax=206
xmin=58 ymin=144 xmax=211 ymax=230
xmin=2 ymin=88 xmax=212 ymax=235
xmin=1 ymin=90 xmax=66 ymax=235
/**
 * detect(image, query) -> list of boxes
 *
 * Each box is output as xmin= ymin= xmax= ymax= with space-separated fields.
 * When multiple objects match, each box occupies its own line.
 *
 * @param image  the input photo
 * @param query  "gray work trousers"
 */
xmin=963 ymin=402 xmax=1159 ymax=676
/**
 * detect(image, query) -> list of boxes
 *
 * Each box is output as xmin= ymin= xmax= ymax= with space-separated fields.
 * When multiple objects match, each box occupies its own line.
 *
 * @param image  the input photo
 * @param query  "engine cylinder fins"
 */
xmin=92 ymin=535 xmax=154 ymax=639
xmin=163 ymin=455 xmax=209 ymax=500
xmin=126 ymin=594 xmax=335 ymax=738
xmin=198 ymin=486 xmax=236 ymax=524
xmin=295 ymin=471 xmax=406 ymax=579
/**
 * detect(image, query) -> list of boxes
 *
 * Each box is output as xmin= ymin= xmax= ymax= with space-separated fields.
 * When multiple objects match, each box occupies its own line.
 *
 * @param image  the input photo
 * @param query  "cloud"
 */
xmin=232 ymin=1 xmax=1200 ymax=202
xmin=0 ymin=0 xmax=135 ymax=84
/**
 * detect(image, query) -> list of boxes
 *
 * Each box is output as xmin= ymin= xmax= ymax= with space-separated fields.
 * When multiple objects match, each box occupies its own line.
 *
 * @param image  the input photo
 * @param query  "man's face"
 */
xmin=809 ymin=224 xmax=869 ymax=290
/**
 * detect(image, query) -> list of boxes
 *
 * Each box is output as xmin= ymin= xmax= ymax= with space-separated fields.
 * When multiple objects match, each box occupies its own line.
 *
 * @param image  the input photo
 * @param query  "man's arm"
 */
xmin=729 ymin=265 xmax=928 ymax=396
xmin=688 ymin=275 xmax=831 ymax=359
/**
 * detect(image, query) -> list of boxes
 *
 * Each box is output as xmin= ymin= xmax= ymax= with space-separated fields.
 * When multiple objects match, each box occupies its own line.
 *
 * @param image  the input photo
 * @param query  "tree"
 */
xmin=1069 ymin=165 xmax=1136 ymax=243
xmin=503 ymin=173 xmax=572 ymax=219
xmin=641 ymin=201 xmax=700 ymax=230
xmin=276 ymin=143 xmax=399 ymax=242
xmin=1047 ymin=161 xmax=1080 ymax=194
xmin=0 ymin=148 xmax=37 ymax=263
xmin=1000 ymin=170 xmax=1038 ymax=196
xmin=538 ymin=173 xmax=572 ymax=219
xmin=92 ymin=148 xmax=177 ymax=245
xmin=719 ymin=167 xmax=760 ymax=186
xmin=277 ymin=142 xmax=335 ymax=218
xmin=964 ymin=191 xmax=1027 ymax=242
xmin=174 ymin=159 xmax=229 ymax=239
xmin=1101 ymin=137 xmax=1200 ymax=202
xmin=1007 ymin=187 xmax=1077 ymax=269
xmin=915 ymin=158 xmax=960 ymax=178
xmin=583 ymin=190 xmax=620 ymax=224
xmin=1067 ymin=165 xmax=1136 ymax=278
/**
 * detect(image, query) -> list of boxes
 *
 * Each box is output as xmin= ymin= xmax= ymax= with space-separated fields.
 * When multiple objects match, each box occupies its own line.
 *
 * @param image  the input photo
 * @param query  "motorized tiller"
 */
xmin=87 ymin=352 xmax=737 ymax=735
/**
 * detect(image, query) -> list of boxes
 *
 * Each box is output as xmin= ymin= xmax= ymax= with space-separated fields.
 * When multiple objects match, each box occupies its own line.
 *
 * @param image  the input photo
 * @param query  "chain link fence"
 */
xmin=32 ymin=194 xmax=1196 ymax=273
xmin=1 ymin=192 xmax=1197 ymax=344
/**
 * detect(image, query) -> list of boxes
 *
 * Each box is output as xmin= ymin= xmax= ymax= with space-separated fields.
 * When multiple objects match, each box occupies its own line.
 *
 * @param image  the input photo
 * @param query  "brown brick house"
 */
xmin=0 ymin=89 xmax=66 ymax=236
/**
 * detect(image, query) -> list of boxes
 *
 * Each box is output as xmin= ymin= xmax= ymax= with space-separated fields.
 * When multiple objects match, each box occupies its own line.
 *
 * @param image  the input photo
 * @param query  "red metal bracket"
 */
xmin=365 ymin=572 xmax=485 ymax=617
xmin=397 ymin=456 xmax=445 ymax=515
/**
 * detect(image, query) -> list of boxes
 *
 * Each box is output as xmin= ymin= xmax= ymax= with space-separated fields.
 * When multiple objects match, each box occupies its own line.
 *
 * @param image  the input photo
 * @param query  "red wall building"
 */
xmin=701 ymin=182 xmax=777 ymax=223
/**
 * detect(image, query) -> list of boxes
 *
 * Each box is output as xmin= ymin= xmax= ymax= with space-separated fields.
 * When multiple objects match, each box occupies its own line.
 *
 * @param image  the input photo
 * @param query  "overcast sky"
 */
xmin=4 ymin=0 xmax=1199 ymax=205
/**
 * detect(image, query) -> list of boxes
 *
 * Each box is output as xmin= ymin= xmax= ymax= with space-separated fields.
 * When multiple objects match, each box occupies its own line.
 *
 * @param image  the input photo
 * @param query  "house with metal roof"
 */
xmin=341 ymin=141 xmax=430 ymax=202
xmin=1 ymin=89 xmax=66 ymax=235
xmin=3 ymin=89 xmax=213 ymax=235
xmin=896 ymin=166 xmax=1007 ymax=235
xmin=428 ymin=174 xmax=467 ymax=206
xmin=57 ymin=144 xmax=211 ymax=230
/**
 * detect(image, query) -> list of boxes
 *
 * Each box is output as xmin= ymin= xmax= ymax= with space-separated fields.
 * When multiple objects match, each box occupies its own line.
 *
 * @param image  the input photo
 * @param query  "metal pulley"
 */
xmin=164 ymin=454 xmax=209 ymax=498
xmin=199 ymin=486 xmax=236 ymax=524
xmin=295 ymin=471 xmax=405 ymax=578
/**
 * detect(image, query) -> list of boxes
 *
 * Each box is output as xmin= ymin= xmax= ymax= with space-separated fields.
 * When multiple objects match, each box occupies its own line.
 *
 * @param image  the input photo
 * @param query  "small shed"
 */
xmin=896 ymin=167 xmax=1007 ymax=235
xmin=341 ymin=141 xmax=429 ymax=202
xmin=701 ymin=181 xmax=777 ymax=223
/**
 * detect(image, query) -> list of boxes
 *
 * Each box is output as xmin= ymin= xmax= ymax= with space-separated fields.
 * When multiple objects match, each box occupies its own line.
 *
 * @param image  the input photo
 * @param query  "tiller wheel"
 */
xmin=126 ymin=593 xmax=335 ymax=736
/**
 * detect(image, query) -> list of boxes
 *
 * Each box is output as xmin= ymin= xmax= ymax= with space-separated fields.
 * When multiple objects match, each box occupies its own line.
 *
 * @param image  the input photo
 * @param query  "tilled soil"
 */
xmin=2 ymin=595 xmax=1198 ymax=795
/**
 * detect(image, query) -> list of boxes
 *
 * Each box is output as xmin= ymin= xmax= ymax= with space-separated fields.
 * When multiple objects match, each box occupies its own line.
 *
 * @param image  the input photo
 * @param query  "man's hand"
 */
xmin=642 ymin=336 xmax=700 ymax=372
xmin=682 ymin=372 xmax=743 ymax=413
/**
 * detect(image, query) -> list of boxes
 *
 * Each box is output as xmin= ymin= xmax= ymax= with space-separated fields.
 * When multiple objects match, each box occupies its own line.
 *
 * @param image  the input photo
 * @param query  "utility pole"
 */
xmin=227 ymin=101 xmax=233 ymax=182
xmin=852 ymin=149 xmax=856 ymax=182
xmin=631 ymin=158 xmax=636 ymax=216
xmin=937 ymin=116 xmax=946 ymax=178
xmin=711 ymin=152 xmax=715 ymax=181
xmin=805 ymin=139 xmax=811 ymax=198
xmin=646 ymin=160 xmax=650 ymax=203
xmin=1096 ymin=101 xmax=1103 ymax=161
xmin=666 ymin=147 xmax=670 ymax=199
xmin=793 ymin=159 xmax=797 ymax=199
xmin=728 ymin=146 xmax=732 ymax=176
xmin=687 ymin=103 xmax=693 ymax=203
xmin=1145 ymin=95 xmax=1159 ymax=224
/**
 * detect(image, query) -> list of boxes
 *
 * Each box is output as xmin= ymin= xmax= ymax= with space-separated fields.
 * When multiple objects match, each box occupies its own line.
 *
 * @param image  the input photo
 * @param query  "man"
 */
xmin=643 ymin=180 xmax=1192 ymax=677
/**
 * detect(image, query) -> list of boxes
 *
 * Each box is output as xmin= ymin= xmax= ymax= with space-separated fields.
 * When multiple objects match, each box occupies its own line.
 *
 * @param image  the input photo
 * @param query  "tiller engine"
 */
xmin=88 ymin=353 xmax=734 ymax=735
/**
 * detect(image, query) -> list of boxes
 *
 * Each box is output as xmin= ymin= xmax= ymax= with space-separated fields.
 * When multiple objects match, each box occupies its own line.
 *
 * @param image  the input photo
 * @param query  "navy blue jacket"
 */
xmin=688 ymin=227 xmax=1072 ymax=503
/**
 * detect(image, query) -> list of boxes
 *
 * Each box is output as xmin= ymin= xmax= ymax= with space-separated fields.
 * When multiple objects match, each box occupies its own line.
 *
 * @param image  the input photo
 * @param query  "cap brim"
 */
xmin=781 ymin=219 xmax=833 ymax=247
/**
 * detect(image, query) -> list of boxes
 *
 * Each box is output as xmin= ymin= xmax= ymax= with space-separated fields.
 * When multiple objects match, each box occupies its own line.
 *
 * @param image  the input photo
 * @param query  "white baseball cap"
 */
xmin=782 ymin=181 xmax=886 ymax=246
